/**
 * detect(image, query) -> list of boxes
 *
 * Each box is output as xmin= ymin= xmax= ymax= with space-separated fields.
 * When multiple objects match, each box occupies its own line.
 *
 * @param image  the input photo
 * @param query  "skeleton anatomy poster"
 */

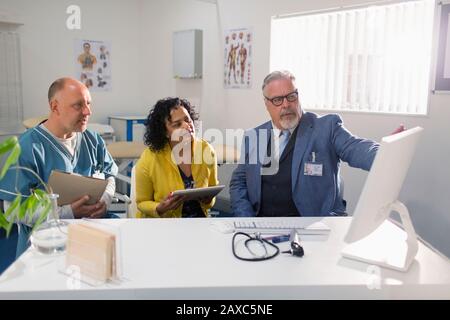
xmin=74 ymin=39 xmax=112 ymax=91
xmin=224 ymin=27 xmax=252 ymax=89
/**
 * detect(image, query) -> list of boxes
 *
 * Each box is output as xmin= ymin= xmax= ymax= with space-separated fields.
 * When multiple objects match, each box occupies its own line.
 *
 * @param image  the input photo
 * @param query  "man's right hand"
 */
xmin=391 ymin=124 xmax=405 ymax=135
xmin=71 ymin=195 xmax=106 ymax=218
xmin=156 ymin=193 xmax=187 ymax=216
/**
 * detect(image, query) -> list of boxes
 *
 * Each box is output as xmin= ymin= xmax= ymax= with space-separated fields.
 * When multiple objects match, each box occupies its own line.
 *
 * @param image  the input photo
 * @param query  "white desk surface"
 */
xmin=1 ymin=217 xmax=449 ymax=300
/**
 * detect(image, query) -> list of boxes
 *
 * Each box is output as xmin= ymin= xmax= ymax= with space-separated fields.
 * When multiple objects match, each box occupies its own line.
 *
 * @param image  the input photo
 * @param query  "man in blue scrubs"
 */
xmin=230 ymin=70 xmax=380 ymax=217
xmin=0 ymin=77 xmax=118 ymax=256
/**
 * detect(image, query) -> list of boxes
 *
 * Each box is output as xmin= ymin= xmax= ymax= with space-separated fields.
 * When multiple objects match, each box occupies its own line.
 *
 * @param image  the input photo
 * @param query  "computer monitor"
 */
xmin=342 ymin=126 xmax=423 ymax=272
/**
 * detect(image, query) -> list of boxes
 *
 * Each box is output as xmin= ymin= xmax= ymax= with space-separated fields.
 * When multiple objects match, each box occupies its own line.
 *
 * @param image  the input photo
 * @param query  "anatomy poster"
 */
xmin=224 ymin=27 xmax=252 ymax=89
xmin=74 ymin=39 xmax=112 ymax=91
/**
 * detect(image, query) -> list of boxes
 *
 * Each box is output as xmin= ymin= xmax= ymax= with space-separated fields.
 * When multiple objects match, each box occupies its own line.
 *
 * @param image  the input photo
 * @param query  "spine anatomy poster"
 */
xmin=224 ymin=27 xmax=252 ymax=89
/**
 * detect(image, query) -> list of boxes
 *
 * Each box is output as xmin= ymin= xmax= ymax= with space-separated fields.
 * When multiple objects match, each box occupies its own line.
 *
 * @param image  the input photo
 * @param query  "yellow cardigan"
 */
xmin=135 ymin=139 xmax=218 ymax=218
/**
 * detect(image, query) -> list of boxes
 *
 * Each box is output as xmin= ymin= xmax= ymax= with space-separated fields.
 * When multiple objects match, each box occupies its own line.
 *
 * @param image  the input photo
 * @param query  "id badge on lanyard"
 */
xmin=304 ymin=152 xmax=323 ymax=176
xmin=92 ymin=170 xmax=105 ymax=179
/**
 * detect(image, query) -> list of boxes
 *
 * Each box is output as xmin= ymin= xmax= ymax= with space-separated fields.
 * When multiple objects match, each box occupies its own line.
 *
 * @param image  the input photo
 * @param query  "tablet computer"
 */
xmin=172 ymin=185 xmax=225 ymax=200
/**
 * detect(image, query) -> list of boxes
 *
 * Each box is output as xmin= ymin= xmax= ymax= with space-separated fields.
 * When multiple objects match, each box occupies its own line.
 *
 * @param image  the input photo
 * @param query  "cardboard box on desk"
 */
xmin=66 ymin=223 xmax=116 ymax=283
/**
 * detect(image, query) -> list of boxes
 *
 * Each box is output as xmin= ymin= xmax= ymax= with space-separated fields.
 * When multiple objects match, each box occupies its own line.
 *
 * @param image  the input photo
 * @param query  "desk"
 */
xmin=107 ymin=141 xmax=146 ymax=184
xmin=1 ymin=217 xmax=449 ymax=299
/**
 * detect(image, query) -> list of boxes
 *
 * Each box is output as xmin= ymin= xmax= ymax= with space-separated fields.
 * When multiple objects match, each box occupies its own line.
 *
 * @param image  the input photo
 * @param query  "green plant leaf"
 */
xmin=0 ymin=142 xmax=21 ymax=179
xmin=24 ymin=195 xmax=38 ymax=224
xmin=0 ymin=211 xmax=8 ymax=229
xmin=5 ymin=221 xmax=14 ymax=237
xmin=3 ymin=195 xmax=21 ymax=237
xmin=0 ymin=213 xmax=14 ymax=237
xmin=33 ymin=189 xmax=47 ymax=201
xmin=5 ymin=194 xmax=21 ymax=219
xmin=18 ymin=196 xmax=31 ymax=220
xmin=33 ymin=189 xmax=51 ymax=206
xmin=17 ymin=191 xmax=50 ymax=226
xmin=0 ymin=136 xmax=18 ymax=155
xmin=32 ymin=189 xmax=52 ymax=230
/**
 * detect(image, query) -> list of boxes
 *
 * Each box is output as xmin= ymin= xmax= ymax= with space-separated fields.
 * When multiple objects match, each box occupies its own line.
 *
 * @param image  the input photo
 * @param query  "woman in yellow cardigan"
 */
xmin=135 ymin=97 xmax=218 ymax=218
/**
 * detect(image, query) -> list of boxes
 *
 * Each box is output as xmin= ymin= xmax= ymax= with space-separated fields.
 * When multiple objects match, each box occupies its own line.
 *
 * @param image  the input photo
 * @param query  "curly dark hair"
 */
xmin=144 ymin=97 xmax=198 ymax=152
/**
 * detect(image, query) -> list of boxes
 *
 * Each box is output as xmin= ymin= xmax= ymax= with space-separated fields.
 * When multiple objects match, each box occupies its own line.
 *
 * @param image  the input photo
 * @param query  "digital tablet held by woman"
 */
xmin=172 ymin=185 xmax=225 ymax=200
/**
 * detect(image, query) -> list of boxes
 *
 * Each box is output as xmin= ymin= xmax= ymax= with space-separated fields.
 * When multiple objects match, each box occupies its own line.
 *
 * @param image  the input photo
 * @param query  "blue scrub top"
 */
xmin=0 ymin=125 xmax=118 ymax=202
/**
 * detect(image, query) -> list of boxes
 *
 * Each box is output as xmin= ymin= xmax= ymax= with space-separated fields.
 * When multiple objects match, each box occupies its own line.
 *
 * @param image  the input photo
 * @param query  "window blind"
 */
xmin=270 ymin=0 xmax=435 ymax=115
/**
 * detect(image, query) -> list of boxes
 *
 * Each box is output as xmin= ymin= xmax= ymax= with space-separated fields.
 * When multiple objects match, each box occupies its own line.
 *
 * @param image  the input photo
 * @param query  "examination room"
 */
xmin=0 ymin=0 xmax=449 ymax=302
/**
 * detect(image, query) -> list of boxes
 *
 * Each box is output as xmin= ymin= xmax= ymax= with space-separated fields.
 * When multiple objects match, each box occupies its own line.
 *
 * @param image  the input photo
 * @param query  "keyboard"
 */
xmin=232 ymin=220 xmax=331 ymax=235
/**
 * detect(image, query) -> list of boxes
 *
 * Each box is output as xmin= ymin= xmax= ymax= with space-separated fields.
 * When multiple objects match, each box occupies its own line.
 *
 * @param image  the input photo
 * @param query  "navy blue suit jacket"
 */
xmin=229 ymin=112 xmax=379 ymax=217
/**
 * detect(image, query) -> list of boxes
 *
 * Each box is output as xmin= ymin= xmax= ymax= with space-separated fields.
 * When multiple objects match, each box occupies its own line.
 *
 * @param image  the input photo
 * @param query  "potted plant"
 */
xmin=0 ymin=136 xmax=54 ymax=242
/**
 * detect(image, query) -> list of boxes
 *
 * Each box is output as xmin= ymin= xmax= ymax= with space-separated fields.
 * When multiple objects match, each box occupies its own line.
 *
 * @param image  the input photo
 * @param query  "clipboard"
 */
xmin=48 ymin=170 xmax=107 ymax=206
xmin=172 ymin=185 xmax=225 ymax=200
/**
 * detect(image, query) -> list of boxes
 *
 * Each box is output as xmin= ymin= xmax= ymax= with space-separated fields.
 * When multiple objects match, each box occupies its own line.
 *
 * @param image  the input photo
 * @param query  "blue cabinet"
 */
xmin=108 ymin=116 xmax=147 ymax=142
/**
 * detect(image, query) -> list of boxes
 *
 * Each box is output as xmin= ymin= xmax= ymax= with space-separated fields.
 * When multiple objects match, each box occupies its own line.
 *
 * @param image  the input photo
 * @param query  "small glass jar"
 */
xmin=30 ymin=193 xmax=68 ymax=255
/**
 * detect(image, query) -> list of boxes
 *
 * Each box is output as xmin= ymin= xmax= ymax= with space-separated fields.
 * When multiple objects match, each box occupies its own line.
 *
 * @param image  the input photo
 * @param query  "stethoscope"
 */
xmin=232 ymin=230 xmax=304 ymax=262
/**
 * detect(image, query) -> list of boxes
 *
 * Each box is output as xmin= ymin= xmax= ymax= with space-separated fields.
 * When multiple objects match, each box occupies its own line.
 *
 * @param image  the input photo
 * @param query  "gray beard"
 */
xmin=280 ymin=115 xmax=299 ymax=130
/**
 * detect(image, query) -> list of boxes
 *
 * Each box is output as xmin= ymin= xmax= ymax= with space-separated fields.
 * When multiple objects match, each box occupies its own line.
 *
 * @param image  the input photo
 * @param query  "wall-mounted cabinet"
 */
xmin=173 ymin=29 xmax=202 ymax=79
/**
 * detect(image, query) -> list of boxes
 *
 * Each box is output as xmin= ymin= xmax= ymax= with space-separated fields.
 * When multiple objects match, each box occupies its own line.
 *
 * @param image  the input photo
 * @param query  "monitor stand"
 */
xmin=341 ymin=200 xmax=418 ymax=272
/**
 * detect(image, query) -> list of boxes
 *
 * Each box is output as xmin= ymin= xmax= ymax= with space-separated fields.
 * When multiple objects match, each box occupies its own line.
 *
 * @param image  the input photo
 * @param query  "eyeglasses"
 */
xmin=264 ymin=90 xmax=298 ymax=107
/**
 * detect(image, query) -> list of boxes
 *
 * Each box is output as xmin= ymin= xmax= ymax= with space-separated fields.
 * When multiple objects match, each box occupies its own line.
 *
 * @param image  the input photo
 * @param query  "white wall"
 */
xmin=137 ymin=0 xmax=223 ymax=129
xmin=0 ymin=0 xmax=142 ymax=124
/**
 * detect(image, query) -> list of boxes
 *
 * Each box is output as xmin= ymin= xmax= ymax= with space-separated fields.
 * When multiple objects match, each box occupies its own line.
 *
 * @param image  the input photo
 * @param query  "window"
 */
xmin=0 ymin=31 xmax=23 ymax=129
xmin=270 ymin=0 xmax=435 ymax=115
